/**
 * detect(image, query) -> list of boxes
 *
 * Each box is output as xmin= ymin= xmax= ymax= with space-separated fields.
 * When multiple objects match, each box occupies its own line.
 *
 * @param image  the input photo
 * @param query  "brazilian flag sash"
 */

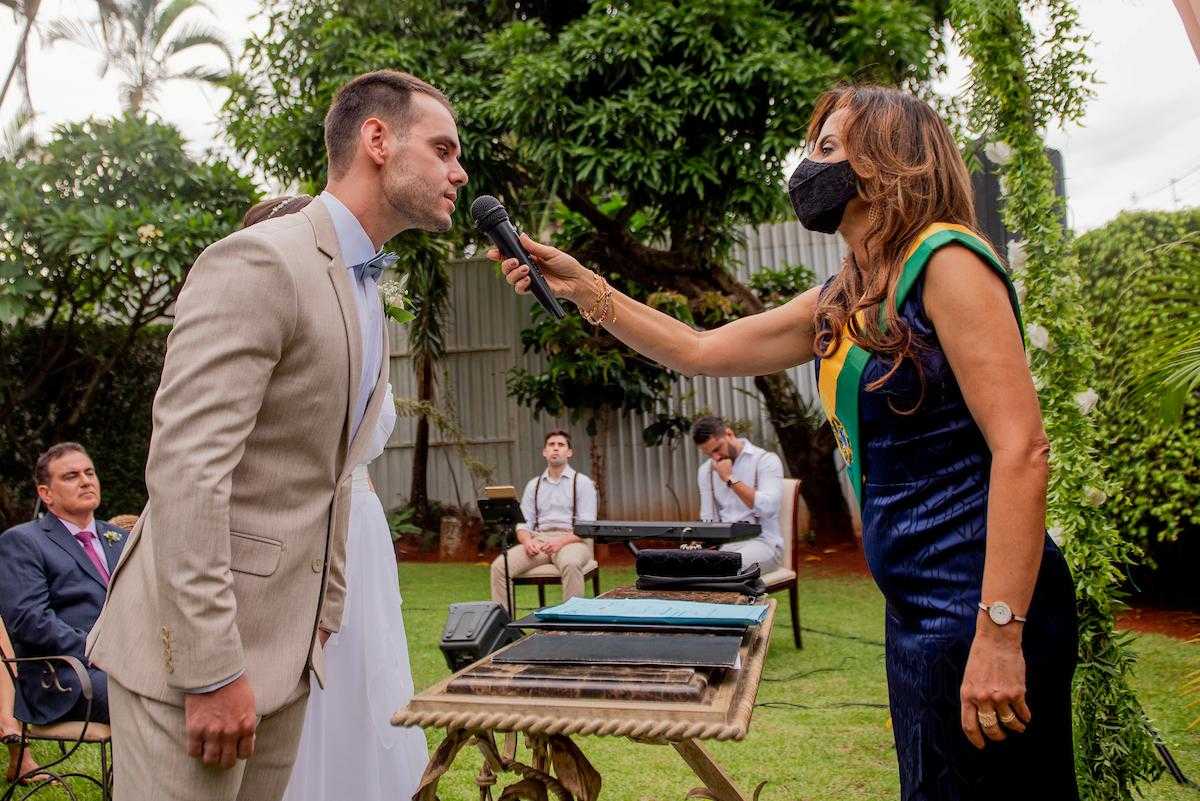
xmin=817 ymin=223 xmax=1023 ymax=504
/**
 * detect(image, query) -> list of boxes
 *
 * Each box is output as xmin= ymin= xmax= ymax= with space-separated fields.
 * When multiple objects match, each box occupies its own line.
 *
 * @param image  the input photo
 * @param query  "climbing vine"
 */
xmin=951 ymin=1 xmax=1163 ymax=797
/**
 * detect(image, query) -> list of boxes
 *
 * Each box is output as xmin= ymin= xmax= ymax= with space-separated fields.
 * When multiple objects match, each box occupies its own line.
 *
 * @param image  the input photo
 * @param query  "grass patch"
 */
xmin=4 ymin=563 xmax=1196 ymax=799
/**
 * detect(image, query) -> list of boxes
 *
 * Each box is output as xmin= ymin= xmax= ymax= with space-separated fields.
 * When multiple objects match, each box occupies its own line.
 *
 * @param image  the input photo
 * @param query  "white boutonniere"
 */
xmin=379 ymin=276 xmax=415 ymax=325
xmin=102 ymin=528 xmax=122 ymax=544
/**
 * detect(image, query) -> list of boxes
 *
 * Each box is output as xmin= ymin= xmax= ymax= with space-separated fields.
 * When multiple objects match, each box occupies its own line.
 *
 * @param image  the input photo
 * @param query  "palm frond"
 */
xmin=44 ymin=16 xmax=109 ymax=52
xmin=166 ymin=63 xmax=229 ymax=85
xmin=130 ymin=0 xmax=156 ymax=43
xmin=161 ymin=20 xmax=232 ymax=64
xmin=0 ymin=102 xmax=37 ymax=160
xmin=152 ymin=0 xmax=212 ymax=44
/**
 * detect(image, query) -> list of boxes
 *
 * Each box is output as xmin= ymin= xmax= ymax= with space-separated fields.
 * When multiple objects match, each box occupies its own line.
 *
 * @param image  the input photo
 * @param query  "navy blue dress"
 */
xmin=817 ymin=271 xmax=1079 ymax=801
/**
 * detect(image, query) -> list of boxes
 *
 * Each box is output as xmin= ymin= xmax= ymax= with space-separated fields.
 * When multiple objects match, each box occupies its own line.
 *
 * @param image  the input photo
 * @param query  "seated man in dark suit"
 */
xmin=0 ymin=442 xmax=128 ymax=726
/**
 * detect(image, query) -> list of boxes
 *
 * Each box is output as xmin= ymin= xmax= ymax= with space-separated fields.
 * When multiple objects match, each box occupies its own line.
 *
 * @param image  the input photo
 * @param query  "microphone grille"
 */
xmin=470 ymin=195 xmax=508 ymax=231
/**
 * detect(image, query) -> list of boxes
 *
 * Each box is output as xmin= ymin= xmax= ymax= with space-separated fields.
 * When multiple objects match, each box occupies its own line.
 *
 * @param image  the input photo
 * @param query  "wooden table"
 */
xmin=392 ymin=592 xmax=775 ymax=801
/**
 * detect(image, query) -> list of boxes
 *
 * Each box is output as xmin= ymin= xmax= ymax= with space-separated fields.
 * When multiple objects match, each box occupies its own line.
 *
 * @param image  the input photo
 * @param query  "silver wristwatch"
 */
xmin=978 ymin=600 xmax=1026 ymax=626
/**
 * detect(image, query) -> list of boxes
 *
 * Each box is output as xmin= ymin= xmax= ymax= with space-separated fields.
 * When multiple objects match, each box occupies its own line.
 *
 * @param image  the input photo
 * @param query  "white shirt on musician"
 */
xmin=518 ymin=465 xmax=598 ymax=534
xmin=697 ymin=438 xmax=784 ymax=563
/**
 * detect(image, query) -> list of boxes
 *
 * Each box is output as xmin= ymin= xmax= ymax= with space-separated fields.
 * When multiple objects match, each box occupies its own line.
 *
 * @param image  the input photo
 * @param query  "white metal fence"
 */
xmin=369 ymin=220 xmax=856 ymax=521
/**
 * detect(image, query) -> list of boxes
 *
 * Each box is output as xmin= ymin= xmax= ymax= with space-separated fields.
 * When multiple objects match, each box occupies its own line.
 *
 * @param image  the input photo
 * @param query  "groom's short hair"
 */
xmin=324 ymin=70 xmax=455 ymax=180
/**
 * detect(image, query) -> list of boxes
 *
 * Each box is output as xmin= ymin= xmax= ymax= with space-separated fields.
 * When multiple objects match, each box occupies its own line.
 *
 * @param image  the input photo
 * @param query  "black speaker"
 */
xmin=439 ymin=601 xmax=522 ymax=673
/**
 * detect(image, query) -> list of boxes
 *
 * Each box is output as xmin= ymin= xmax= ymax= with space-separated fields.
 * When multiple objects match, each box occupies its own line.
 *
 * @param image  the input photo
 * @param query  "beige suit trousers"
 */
xmin=109 ymin=678 xmax=309 ymax=801
xmin=490 ymin=531 xmax=592 ymax=607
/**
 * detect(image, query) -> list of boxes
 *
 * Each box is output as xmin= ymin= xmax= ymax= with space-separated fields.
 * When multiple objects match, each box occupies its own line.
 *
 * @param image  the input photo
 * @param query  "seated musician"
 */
xmin=490 ymin=430 xmax=598 ymax=607
xmin=692 ymin=416 xmax=784 ymax=573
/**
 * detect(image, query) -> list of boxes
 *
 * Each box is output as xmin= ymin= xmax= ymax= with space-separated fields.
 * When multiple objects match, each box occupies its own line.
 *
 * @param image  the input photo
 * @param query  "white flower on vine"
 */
xmin=137 ymin=224 xmax=163 ymax=244
xmin=1013 ymin=278 xmax=1027 ymax=304
xmin=1026 ymin=322 xmax=1051 ymax=351
xmin=998 ymin=175 xmax=1010 ymax=197
xmin=1048 ymin=525 xmax=1065 ymax=546
xmin=1007 ymin=239 xmax=1028 ymax=272
xmin=1084 ymin=486 xmax=1107 ymax=507
xmin=1032 ymin=372 xmax=1044 ymax=391
xmin=984 ymin=140 xmax=1014 ymax=166
xmin=1074 ymin=388 xmax=1099 ymax=416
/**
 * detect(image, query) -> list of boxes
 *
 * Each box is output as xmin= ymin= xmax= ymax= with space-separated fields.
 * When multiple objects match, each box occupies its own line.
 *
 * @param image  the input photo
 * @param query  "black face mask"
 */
xmin=787 ymin=158 xmax=859 ymax=234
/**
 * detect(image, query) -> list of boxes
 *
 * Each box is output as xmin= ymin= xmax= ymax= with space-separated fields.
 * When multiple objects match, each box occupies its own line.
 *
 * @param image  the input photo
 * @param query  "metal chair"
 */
xmin=1 ymin=645 xmax=112 ymax=801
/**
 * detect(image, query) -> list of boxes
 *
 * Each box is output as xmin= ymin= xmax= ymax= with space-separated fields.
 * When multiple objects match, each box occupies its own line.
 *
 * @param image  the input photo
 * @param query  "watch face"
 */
xmin=988 ymin=601 xmax=1013 ymax=625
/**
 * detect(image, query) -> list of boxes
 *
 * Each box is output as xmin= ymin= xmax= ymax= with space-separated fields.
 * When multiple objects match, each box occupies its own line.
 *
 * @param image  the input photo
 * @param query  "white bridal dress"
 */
xmin=282 ymin=385 xmax=428 ymax=801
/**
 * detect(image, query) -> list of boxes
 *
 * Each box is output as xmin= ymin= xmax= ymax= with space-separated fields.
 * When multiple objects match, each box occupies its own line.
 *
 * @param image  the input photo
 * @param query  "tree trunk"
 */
xmin=752 ymin=372 xmax=854 ymax=545
xmin=588 ymin=406 xmax=611 ymax=519
xmin=0 ymin=0 xmax=37 ymax=111
xmin=410 ymin=355 xmax=434 ymax=527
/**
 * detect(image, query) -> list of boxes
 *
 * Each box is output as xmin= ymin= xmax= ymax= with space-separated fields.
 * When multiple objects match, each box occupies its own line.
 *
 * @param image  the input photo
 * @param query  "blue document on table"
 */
xmin=533 ymin=596 xmax=767 ymax=627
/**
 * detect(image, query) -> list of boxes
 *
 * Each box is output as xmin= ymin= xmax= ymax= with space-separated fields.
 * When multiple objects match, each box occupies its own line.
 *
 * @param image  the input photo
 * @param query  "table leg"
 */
xmin=415 ymin=728 xmax=471 ymax=801
xmin=672 ymin=739 xmax=762 ymax=801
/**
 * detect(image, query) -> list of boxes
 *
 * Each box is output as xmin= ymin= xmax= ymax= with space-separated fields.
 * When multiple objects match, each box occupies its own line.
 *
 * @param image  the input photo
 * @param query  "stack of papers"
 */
xmin=534 ymin=596 xmax=767 ymax=628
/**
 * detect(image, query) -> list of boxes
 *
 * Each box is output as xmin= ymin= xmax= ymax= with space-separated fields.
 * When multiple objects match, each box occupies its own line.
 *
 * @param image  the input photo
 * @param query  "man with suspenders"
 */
xmin=693 ymin=416 xmax=785 ymax=573
xmin=489 ymin=430 xmax=598 ymax=607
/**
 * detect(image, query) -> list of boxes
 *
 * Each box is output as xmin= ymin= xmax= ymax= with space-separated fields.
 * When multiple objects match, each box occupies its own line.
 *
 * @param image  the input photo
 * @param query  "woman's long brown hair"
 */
xmin=809 ymin=85 xmax=993 ymax=400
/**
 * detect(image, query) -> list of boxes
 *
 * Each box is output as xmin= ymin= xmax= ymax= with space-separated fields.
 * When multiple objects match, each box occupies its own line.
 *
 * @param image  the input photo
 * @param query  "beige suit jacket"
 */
xmin=87 ymin=201 xmax=390 ymax=715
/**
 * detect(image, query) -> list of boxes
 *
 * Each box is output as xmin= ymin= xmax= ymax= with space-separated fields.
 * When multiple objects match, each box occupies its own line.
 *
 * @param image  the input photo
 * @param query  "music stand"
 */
xmin=478 ymin=497 xmax=524 ymax=619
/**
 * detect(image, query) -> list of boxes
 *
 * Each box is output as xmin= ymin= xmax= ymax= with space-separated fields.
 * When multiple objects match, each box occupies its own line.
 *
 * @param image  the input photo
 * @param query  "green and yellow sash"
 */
xmin=817 ymin=223 xmax=1023 ymax=504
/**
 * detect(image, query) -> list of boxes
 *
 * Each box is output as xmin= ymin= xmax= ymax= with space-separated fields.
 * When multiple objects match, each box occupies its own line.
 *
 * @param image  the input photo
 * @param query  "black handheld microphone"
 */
xmin=470 ymin=195 xmax=566 ymax=320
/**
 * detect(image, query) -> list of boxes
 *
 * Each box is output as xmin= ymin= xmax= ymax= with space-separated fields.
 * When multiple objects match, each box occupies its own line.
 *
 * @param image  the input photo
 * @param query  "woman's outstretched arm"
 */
xmin=493 ymin=233 xmax=820 ymax=377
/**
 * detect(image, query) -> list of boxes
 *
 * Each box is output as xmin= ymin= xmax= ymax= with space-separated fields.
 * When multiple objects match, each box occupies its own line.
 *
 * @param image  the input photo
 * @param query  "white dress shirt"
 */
xmin=56 ymin=515 xmax=108 ymax=570
xmin=697 ymin=439 xmax=784 ymax=556
xmin=318 ymin=191 xmax=385 ymax=443
xmin=518 ymin=466 xmax=598 ymax=534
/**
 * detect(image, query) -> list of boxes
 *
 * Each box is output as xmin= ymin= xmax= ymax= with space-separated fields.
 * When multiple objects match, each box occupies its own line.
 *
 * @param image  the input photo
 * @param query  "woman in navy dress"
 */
xmin=490 ymin=84 xmax=1078 ymax=801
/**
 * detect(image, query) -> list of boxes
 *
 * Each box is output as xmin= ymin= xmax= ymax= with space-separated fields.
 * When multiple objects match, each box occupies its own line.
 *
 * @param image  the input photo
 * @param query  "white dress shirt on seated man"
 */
xmin=490 ymin=432 xmax=597 ymax=610
xmin=695 ymin=422 xmax=784 ymax=573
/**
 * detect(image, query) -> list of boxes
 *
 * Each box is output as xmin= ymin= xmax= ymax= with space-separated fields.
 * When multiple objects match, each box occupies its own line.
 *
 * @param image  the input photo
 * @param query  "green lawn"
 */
xmin=4 ymin=563 xmax=1197 ymax=800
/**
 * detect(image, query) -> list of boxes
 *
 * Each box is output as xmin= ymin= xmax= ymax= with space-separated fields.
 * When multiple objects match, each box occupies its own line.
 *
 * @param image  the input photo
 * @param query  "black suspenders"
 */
xmin=533 ymin=471 xmax=580 ymax=531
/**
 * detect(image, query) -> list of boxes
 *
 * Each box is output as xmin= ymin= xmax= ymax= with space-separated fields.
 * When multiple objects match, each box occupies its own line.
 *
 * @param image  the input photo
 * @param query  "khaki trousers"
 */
xmin=109 ymin=678 xmax=309 ymax=801
xmin=490 ymin=531 xmax=592 ymax=608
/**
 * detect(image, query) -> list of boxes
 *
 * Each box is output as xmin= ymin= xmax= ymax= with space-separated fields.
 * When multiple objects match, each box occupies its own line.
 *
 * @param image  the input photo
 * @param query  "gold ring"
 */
xmin=977 ymin=711 xmax=998 ymax=728
xmin=1000 ymin=712 xmax=1018 ymax=724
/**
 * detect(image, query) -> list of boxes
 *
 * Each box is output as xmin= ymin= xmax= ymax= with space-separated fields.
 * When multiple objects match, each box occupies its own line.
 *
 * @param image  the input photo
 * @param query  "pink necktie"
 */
xmin=74 ymin=530 xmax=110 ymax=585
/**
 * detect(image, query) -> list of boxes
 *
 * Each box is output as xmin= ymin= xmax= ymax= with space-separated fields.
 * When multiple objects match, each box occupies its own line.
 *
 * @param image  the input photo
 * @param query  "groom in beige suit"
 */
xmin=86 ymin=70 xmax=468 ymax=800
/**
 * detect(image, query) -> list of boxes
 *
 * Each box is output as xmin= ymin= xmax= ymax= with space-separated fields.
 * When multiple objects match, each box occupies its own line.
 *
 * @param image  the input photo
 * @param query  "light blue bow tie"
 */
xmin=351 ymin=251 xmax=398 ymax=284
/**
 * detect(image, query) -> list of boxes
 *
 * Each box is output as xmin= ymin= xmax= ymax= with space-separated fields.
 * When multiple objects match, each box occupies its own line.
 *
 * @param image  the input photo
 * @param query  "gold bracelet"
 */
xmin=583 ymin=272 xmax=605 ymax=322
xmin=581 ymin=272 xmax=611 ymax=326
xmin=598 ymin=284 xmax=616 ymax=326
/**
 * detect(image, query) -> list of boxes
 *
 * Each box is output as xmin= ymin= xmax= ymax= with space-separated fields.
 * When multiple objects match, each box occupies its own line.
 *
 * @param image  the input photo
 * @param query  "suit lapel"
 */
xmin=303 ymin=201 xmax=362 ymax=464
xmin=97 ymin=521 xmax=127 ymax=567
xmin=40 ymin=515 xmax=105 ymax=589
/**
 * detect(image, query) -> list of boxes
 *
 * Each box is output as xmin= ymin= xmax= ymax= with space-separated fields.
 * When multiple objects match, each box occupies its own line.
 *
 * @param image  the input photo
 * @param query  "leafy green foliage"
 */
xmin=0 ymin=115 xmax=254 ymax=326
xmin=387 ymin=505 xmax=422 ymax=541
xmin=0 ymin=115 xmax=255 ymax=529
xmin=507 ymin=310 xmax=675 ymax=424
xmin=1074 ymin=210 xmax=1200 ymax=556
xmin=749 ymin=262 xmax=818 ymax=307
xmin=951 ymin=1 xmax=1163 ymax=796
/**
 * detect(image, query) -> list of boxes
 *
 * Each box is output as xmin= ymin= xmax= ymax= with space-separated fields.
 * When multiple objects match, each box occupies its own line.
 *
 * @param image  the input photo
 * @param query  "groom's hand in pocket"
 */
xmin=185 ymin=675 xmax=257 ymax=769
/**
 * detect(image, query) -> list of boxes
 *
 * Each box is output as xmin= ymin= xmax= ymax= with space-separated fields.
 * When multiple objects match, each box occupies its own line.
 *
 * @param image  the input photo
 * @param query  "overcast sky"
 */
xmin=3 ymin=0 xmax=1198 ymax=231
